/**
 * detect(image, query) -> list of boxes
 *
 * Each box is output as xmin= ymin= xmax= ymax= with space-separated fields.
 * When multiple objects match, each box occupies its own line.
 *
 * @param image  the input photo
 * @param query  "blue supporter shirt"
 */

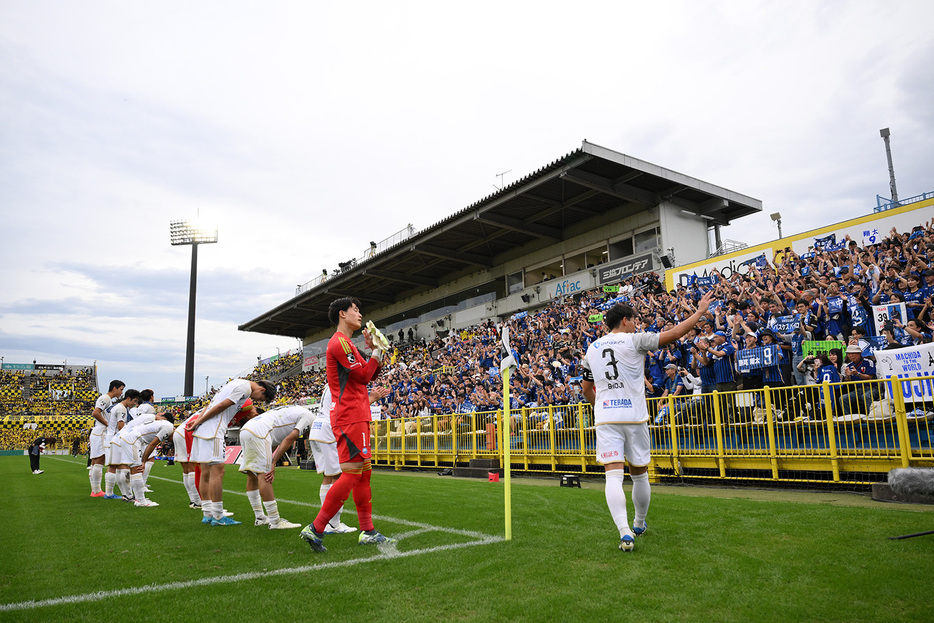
xmin=713 ymin=342 xmax=735 ymax=384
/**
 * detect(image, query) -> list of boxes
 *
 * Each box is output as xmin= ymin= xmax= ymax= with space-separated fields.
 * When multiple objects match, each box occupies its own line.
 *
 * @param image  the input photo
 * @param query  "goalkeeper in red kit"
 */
xmin=300 ymin=297 xmax=394 ymax=552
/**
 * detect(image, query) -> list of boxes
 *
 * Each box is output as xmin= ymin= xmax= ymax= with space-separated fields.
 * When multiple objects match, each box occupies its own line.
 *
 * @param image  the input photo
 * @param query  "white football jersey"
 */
xmin=91 ymin=394 xmax=113 ymax=434
xmin=192 ymin=379 xmax=252 ymax=439
xmin=120 ymin=419 xmax=174 ymax=446
xmin=243 ymin=405 xmax=314 ymax=445
xmin=582 ymin=330 xmax=659 ymax=425
xmin=106 ymin=402 xmax=129 ymax=437
xmin=309 ymin=387 xmax=335 ymax=443
xmin=126 ymin=403 xmax=157 ymax=430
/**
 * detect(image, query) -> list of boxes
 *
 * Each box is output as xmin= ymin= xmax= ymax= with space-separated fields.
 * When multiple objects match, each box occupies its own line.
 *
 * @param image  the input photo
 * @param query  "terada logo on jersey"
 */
xmin=602 ymin=398 xmax=633 ymax=409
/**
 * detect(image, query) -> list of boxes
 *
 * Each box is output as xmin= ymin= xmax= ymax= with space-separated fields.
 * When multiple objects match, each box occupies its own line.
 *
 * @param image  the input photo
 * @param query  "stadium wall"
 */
xmin=665 ymin=196 xmax=934 ymax=290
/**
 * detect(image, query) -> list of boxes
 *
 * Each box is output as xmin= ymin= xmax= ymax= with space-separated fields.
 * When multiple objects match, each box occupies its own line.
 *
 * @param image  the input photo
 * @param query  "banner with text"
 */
xmin=875 ymin=342 xmax=934 ymax=403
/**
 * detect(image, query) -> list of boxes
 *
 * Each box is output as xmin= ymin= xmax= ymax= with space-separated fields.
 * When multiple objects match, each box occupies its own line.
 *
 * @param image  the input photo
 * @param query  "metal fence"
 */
xmin=371 ymin=375 xmax=934 ymax=486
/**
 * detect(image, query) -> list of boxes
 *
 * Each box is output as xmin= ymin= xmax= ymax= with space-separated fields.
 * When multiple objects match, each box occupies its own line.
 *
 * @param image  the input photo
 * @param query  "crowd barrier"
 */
xmin=370 ymin=375 xmax=934 ymax=486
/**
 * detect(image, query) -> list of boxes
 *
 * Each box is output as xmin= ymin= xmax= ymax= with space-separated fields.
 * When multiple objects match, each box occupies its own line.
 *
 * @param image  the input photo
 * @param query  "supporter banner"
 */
xmin=302 ymin=355 xmax=319 ymax=372
xmin=736 ymin=345 xmax=780 ymax=373
xmin=876 ymin=343 xmax=934 ymax=403
xmin=588 ymin=313 xmax=604 ymax=323
xmin=861 ymin=227 xmax=881 ymax=246
xmin=827 ymin=297 xmax=844 ymax=315
xmin=802 ymin=340 xmax=845 ymax=358
xmin=603 ymin=285 xmax=620 ymax=293
xmin=693 ymin=275 xmax=718 ymax=288
xmin=872 ymin=302 xmax=907 ymax=335
xmin=596 ymin=253 xmax=654 ymax=285
xmin=771 ymin=314 xmax=800 ymax=334
xmin=864 ymin=335 xmax=888 ymax=357
xmin=1 ymin=363 xmax=34 ymax=371
xmin=512 ymin=311 xmax=528 ymax=320
xmin=34 ymin=364 xmax=64 ymax=371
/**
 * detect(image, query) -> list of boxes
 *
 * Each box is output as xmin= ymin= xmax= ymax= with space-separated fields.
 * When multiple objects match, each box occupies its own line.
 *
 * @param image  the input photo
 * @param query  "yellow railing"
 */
xmin=370 ymin=375 xmax=934 ymax=485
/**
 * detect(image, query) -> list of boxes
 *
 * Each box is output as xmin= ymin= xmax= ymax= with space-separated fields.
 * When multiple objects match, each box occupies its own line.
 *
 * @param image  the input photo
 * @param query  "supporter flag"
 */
xmin=862 ymin=228 xmax=880 ymax=246
xmin=908 ymin=229 xmax=925 ymax=242
xmin=827 ymin=297 xmax=844 ymax=315
xmin=771 ymin=314 xmax=800 ymax=333
xmin=865 ymin=335 xmax=887 ymax=357
xmin=814 ymin=233 xmax=836 ymax=250
xmin=755 ymin=255 xmax=769 ymax=268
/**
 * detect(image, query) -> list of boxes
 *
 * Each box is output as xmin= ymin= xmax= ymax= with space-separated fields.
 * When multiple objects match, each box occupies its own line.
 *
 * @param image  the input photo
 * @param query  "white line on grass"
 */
xmin=0 ymin=536 xmax=502 ymax=613
xmin=2 ymin=457 xmax=503 ymax=613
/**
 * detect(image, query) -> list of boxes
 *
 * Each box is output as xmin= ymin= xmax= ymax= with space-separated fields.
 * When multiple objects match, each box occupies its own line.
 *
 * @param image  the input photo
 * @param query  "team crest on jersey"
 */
xmin=346 ymin=352 xmax=356 ymax=364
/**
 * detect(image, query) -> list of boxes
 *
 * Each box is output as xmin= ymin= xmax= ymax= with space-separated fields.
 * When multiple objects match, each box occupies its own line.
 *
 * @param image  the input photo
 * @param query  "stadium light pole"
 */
xmin=879 ymin=128 xmax=899 ymax=205
xmin=170 ymin=219 xmax=218 ymax=397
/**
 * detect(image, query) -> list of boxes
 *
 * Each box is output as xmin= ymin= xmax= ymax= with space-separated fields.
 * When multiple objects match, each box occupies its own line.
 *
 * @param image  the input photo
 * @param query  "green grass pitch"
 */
xmin=1 ymin=455 xmax=932 ymax=622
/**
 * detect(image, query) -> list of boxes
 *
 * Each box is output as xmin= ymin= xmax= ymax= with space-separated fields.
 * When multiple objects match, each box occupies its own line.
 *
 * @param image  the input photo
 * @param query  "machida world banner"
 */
xmin=875 ymin=342 xmax=934 ymax=404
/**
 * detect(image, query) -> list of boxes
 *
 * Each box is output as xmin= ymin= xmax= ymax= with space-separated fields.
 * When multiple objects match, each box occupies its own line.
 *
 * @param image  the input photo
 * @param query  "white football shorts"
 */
xmin=595 ymin=422 xmax=651 ymax=467
xmin=309 ymin=439 xmax=340 ymax=476
xmin=189 ymin=434 xmax=226 ymax=465
xmin=89 ymin=431 xmax=105 ymax=459
xmin=237 ymin=429 xmax=272 ymax=474
xmin=172 ymin=427 xmax=190 ymax=463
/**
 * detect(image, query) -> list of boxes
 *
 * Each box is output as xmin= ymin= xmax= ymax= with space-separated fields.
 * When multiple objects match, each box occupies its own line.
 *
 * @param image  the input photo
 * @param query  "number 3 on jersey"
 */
xmin=602 ymin=348 xmax=620 ymax=380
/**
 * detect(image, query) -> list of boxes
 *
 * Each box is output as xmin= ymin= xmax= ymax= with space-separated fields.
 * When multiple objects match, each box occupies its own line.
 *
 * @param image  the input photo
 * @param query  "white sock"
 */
xmin=183 ymin=473 xmax=198 ymax=504
xmin=118 ymin=469 xmax=131 ymax=497
xmin=143 ymin=461 xmax=153 ymax=484
xmin=131 ymin=473 xmax=146 ymax=502
xmin=90 ymin=464 xmax=103 ymax=493
xmin=104 ymin=471 xmax=116 ymax=495
xmin=213 ymin=500 xmax=224 ymax=520
xmin=321 ymin=483 xmax=342 ymax=527
xmin=202 ymin=499 xmax=213 ymax=519
xmin=630 ymin=472 xmax=651 ymax=529
xmin=605 ymin=470 xmax=632 ymax=538
xmin=246 ymin=490 xmax=265 ymax=518
xmin=263 ymin=499 xmax=280 ymax=522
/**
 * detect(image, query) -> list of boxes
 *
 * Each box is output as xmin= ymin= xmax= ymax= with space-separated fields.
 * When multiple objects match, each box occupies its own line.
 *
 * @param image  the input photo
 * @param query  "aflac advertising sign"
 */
xmin=542 ymin=269 xmax=594 ymax=301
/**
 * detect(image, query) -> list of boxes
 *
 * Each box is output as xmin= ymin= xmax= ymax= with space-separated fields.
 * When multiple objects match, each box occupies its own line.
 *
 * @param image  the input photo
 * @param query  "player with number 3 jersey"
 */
xmin=582 ymin=290 xmax=712 ymax=552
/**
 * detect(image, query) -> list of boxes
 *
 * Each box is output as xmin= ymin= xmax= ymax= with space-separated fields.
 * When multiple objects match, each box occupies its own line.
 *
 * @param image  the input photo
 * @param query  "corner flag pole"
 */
xmin=500 ymin=326 xmax=515 ymax=541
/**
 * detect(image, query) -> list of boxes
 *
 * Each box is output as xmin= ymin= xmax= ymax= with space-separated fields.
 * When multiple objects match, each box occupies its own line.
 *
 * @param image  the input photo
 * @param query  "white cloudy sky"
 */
xmin=1 ymin=1 xmax=932 ymax=398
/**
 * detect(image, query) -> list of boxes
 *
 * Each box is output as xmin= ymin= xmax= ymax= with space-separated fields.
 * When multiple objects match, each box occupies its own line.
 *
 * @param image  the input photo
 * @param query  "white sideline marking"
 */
xmin=1 ymin=458 xmax=502 ymax=613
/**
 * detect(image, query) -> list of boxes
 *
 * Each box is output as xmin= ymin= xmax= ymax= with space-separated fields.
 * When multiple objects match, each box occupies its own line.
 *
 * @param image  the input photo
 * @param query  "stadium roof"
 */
xmin=240 ymin=140 xmax=762 ymax=338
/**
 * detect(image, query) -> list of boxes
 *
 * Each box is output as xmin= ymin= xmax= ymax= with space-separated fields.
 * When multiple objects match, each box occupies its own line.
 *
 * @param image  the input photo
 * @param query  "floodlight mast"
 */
xmin=170 ymin=220 xmax=218 ymax=397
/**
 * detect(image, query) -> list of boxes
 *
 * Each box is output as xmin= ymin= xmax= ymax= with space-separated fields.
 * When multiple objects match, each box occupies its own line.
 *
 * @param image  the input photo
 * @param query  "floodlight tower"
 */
xmin=879 ymin=128 xmax=899 ymax=205
xmin=170 ymin=219 xmax=218 ymax=397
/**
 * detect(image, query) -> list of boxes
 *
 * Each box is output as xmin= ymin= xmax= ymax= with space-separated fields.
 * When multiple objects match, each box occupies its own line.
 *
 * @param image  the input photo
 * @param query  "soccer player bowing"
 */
xmin=238 ymin=404 xmax=315 ymax=529
xmin=110 ymin=412 xmax=176 ymax=507
xmin=582 ymin=290 xmax=712 ymax=552
xmin=185 ymin=378 xmax=276 ymax=526
xmin=300 ymin=297 xmax=394 ymax=552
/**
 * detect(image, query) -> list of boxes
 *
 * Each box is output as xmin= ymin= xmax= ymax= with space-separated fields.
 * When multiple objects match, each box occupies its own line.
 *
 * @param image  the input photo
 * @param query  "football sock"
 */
xmin=631 ymin=472 xmax=651 ymax=529
xmin=118 ymin=468 xmax=131 ymax=497
xmin=104 ymin=471 xmax=116 ymax=495
xmin=313 ymin=470 xmax=360 ymax=533
xmin=605 ymin=469 xmax=632 ymax=538
xmin=353 ymin=462 xmax=374 ymax=532
xmin=90 ymin=464 xmax=103 ymax=493
xmin=320 ymin=483 xmax=343 ymax=527
xmin=202 ymin=499 xmax=213 ymax=520
xmin=246 ymin=490 xmax=265 ymax=518
xmin=130 ymin=473 xmax=146 ymax=502
xmin=263 ymin=500 xmax=280 ymax=522
xmin=183 ymin=473 xmax=202 ymax=504
xmin=213 ymin=500 xmax=224 ymax=520
xmin=143 ymin=461 xmax=153 ymax=484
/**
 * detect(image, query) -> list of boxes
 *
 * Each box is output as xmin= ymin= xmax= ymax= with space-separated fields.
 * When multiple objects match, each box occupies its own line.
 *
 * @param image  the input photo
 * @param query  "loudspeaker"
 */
xmin=659 ymin=255 xmax=673 ymax=268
